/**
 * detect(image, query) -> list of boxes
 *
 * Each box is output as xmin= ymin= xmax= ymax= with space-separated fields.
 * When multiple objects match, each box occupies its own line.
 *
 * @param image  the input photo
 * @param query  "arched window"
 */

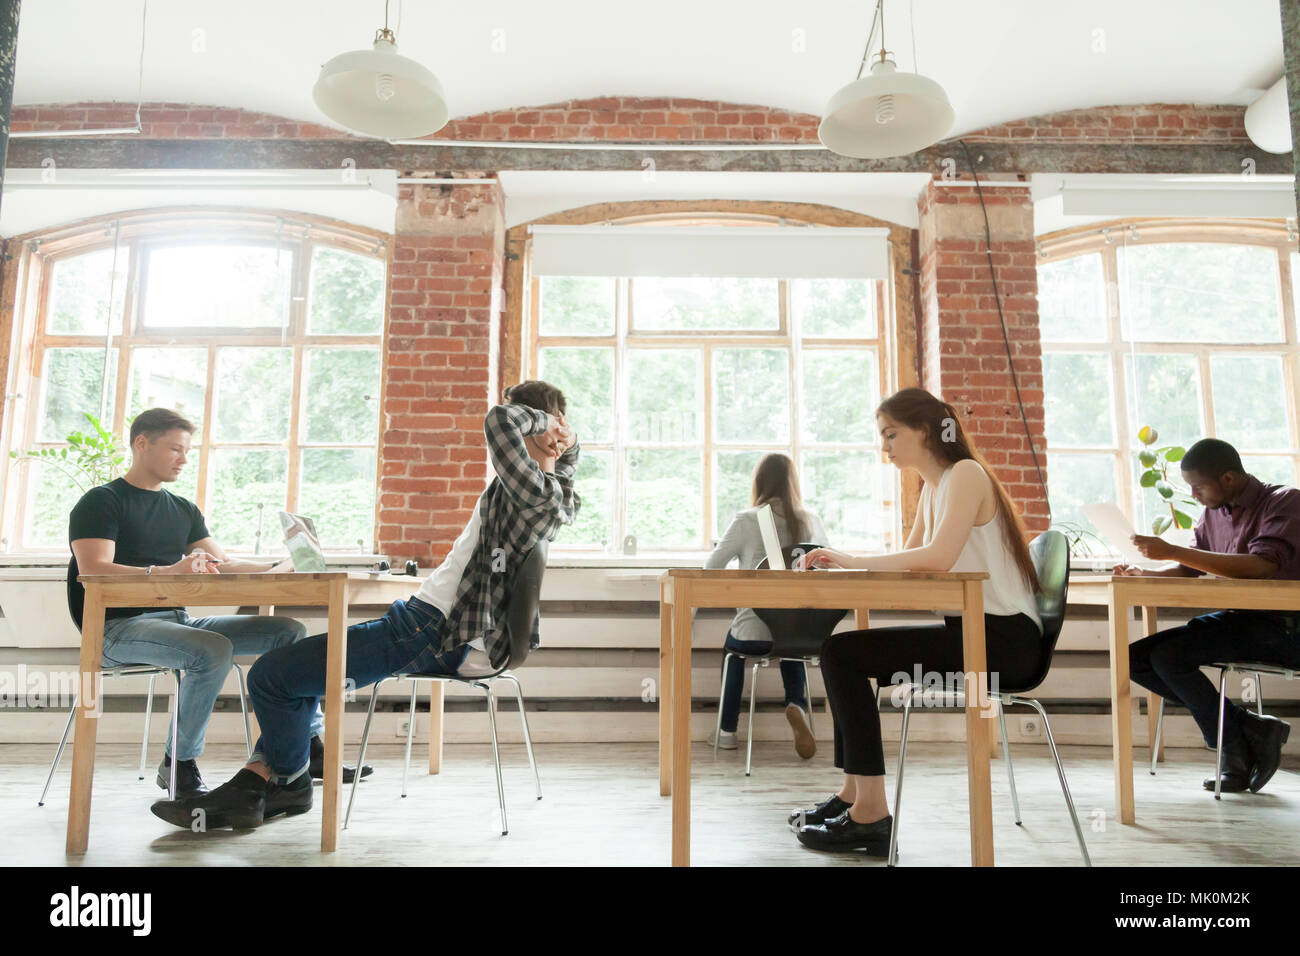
xmin=1036 ymin=219 xmax=1300 ymax=535
xmin=2 ymin=210 xmax=389 ymax=554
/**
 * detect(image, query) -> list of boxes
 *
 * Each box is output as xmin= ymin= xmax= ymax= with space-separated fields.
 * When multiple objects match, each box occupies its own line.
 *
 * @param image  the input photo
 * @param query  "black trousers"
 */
xmin=1128 ymin=610 xmax=1300 ymax=752
xmin=821 ymin=614 xmax=1042 ymax=777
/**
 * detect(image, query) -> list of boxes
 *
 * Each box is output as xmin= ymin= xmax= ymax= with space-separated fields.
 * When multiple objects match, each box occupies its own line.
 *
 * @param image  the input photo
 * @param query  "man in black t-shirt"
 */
xmin=68 ymin=407 xmax=369 ymax=796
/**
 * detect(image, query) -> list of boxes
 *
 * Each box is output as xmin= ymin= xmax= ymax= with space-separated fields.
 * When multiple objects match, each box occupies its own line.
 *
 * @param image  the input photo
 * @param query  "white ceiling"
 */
xmin=12 ymin=0 xmax=1287 ymax=137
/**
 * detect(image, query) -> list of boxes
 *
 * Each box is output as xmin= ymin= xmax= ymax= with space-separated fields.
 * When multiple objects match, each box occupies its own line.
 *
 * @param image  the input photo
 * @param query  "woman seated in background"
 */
xmin=790 ymin=388 xmax=1043 ymax=855
xmin=706 ymin=453 xmax=830 ymax=759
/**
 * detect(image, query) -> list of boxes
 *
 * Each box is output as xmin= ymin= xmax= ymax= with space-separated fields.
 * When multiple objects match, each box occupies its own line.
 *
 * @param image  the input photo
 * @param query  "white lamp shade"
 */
xmin=312 ymin=36 xmax=450 ymax=139
xmin=819 ymin=58 xmax=954 ymax=159
xmin=1244 ymin=76 xmax=1292 ymax=155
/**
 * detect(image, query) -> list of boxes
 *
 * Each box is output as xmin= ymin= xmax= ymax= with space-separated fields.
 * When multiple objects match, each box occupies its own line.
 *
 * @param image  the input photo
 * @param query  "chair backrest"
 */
xmin=1007 ymin=530 xmax=1070 ymax=693
xmin=751 ymin=543 xmax=849 ymax=658
xmin=500 ymin=539 xmax=550 ymax=672
xmin=66 ymin=556 xmax=84 ymax=632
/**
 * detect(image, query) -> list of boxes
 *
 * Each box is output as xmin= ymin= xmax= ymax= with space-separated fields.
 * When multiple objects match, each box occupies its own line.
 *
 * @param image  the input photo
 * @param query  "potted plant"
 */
xmin=9 ymin=412 xmax=127 ymax=493
xmin=1136 ymin=425 xmax=1198 ymax=535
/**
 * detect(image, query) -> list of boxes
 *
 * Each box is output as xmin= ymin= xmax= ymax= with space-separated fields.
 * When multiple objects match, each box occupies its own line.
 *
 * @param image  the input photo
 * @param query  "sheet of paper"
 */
xmin=1081 ymin=502 xmax=1177 ymax=571
xmin=755 ymin=503 xmax=785 ymax=571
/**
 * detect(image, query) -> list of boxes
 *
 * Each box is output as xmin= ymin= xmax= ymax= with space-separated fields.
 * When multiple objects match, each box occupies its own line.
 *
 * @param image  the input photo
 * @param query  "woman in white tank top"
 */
xmin=788 ymin=388 xmax=1044 ymax=855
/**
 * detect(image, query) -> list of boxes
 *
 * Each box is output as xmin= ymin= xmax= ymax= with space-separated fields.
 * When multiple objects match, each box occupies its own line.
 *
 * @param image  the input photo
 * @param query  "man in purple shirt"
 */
xmin=1119 ymin=438 xmax=1300 ymax=795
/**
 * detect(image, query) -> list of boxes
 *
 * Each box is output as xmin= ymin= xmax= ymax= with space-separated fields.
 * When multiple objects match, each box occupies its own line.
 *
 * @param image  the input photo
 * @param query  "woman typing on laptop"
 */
xmin=705 ymin=454 xmax=829 ymax=758
xmin=788 ymin=388 xmax=1043 ymax=854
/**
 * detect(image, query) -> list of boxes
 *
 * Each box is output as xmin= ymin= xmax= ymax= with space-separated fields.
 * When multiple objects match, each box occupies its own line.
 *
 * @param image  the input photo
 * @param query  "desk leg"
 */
xmin=428 ymin=682 xmax=444 ymax=775
xmin=659 ymin=598 xmax=673 ymax=797
xmin=1142 ymin=607 xmax=1163 ymax=763
xmin=66 ymin=591 xmax=104 ymax=856
xmin=961 ymin=581 xmax=994 ymax=867
xmin=320 ymin=578 xmax=348 ymax=852
xmin=671 ymin=593 xmax=693 ymax=866
xmin=1108 ymin=592 xmax=1135 ymax=825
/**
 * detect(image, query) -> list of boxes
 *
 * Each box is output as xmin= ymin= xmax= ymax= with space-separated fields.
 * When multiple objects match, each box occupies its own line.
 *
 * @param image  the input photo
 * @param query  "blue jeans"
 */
xmin=101 ymin=609 xmax=317 ymax=762
xmin=718 ymin=631 xmax=809 ymax=734
xmin=247 ymin=597 xmax=467 ymax=782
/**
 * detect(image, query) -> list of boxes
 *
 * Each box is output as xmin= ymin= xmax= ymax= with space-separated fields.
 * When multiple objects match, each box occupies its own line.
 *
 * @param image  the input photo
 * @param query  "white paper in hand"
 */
xmin=1081 ymin=502 xmax=1176 ymax=571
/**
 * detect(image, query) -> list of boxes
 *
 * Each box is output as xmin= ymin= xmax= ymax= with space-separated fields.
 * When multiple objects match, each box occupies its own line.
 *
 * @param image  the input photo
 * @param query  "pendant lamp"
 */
xmin=818 ymin=1 xmax=953 ymax=159
xmin=312 ymin=7 xmax=449 ymax=139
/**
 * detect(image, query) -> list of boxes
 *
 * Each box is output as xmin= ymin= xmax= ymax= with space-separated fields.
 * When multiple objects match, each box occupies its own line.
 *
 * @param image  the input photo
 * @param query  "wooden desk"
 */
xmin=658 ymin=568 xmax=993 ymax=867
xmin=68 ymin=571 xmax=353 ymax=855
xmin=1067 ymin=574 xmax=1300 ymax=826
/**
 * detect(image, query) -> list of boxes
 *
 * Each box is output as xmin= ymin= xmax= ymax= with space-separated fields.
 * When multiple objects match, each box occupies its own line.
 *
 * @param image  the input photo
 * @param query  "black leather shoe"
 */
xmin=150 ymin=770 xmax=267 ymax=830
xmin=308 ymin=736 xmax=373 ymax=783
xmin=1239 ymin=711 xmax=1291 ymax=793
xmin=156 ymin=755 xmax=207 ymax=797
xmin=788 ymin=794 xmax=850 ymax=829
xmin=797 ymin=810 xmax=893 ymax=855
xmin=264 ymin=773 xmax=313 ymax=821
xmin=1203 ymin=740 xmax=1252 ymax=793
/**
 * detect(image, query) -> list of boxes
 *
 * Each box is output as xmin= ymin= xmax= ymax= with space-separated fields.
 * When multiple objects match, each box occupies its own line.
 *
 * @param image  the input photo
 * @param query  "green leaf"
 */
xmin=1138 ymin=450 xmax=1158 ymax=468
xmin=1139 ymin=470 xmax=1160 ymax=488
xmin=1152 ymin=515 xmax=1173 ymax=535
xmin=1173 ymin=510 xmax=1194 ymax=529
xmin=1137 ymin=425 xmax=1158 ymax=445
xmin=1155 ymin=480 xmax=1174 ymax=499
xmin=1165 ymin=447 xmax=1185 ymax=463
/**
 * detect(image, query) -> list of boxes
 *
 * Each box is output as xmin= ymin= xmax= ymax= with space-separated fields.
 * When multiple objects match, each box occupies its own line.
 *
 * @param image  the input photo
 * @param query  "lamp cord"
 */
xmin=957 ymin=139 xmax=1051 ymax=522
xmin=855 ymin=0 xmax=884 ymax=80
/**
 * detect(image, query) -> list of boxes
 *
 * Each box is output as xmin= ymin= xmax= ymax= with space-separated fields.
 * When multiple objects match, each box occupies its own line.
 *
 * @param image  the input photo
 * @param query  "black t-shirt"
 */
xmin=67 ymin=478 xmax=210 ymax=629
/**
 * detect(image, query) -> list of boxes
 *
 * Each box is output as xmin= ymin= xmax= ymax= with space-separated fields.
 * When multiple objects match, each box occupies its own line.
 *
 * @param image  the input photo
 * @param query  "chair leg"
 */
xmin=1214 ymin=668 xmax=1229 ymax=801
xmin=501 ymin=673 xmax=541 ymax=800
xmin=480 ymin=682 xmax=508 ymax=835
xmin=996 ymin=698 xmax=1021 ymax=825
xmin=802 ymin=661 xmax=815 ymax=737
xmin=1150 ymin=696 xmax=1165 ymax=775
xmin=345 ymin=679 xmax=385 ymax=830
xmin=401 ymin=682 xmax=418 ymax=799
xmin=1016 ymin=696 xmax=1091 ymax=867
xmin=39 ymin=691 xmax=79 ymax=806
xmin=888 ymin=686 xmax=916 ymax=867
xmin=714 ymin=652 xmax=736 ymax=757
xmin=168 ymin=670 xmax=182 ymax=799
xmin=744 ymin=662 xmax=759 ymax=776
xmin=233 ymin=661 xmax=253 ymax=760
xmin=139 ymin=674 xmax=156 ymax=780
xmin=1253 ymin=671 xmax=1264 ymax=716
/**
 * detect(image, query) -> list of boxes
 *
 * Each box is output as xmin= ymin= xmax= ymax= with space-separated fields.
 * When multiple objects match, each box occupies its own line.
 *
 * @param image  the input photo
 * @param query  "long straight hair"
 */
xmin=750 ymin=453 xmax=807 ymax=543
xmin=877 ymin=387 xmax=1038 ymax=592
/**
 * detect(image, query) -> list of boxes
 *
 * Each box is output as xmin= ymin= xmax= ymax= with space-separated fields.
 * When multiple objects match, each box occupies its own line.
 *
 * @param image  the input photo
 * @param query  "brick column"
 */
xmin=377 ymin=179 xmax=506 ymax=566
xmin=917 ymin=180 xmax=1049 ymax=532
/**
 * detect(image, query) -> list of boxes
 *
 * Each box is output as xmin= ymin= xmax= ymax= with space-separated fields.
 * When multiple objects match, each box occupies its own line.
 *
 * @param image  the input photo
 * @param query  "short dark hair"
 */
xmin=129 ymin=408 xmax=195 ymax=446
xmin=505 ymin=380 xmax=566 ymax=416
xmin=1181 ymin=438 xmax=1244 ymax=479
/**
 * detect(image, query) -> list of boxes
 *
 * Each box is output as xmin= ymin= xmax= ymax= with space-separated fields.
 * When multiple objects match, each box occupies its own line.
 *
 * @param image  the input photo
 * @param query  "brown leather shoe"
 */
xmin=786 ymin=704 xmax=817 ymax=759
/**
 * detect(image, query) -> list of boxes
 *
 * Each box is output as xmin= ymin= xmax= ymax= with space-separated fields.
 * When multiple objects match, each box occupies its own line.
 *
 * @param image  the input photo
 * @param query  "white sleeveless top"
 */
xmin=921 ymin=465 xmax=1042 ymax=631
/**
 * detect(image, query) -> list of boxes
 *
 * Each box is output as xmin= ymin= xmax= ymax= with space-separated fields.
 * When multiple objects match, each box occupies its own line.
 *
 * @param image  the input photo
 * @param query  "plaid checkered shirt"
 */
xmin=441 ymin=403 xmax=581 ymax=667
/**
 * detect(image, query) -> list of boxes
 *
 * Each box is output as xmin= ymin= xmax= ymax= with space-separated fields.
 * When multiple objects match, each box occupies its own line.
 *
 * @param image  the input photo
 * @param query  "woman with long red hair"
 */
xmin=791 ymin=388 xmax=1043 ymax=855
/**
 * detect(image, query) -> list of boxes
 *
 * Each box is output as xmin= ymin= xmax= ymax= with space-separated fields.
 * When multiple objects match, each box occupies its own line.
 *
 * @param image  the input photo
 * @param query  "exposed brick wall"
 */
xmin=965 ymin=103 xmax=1250 ymax=145
xmin=377 ymin=181 xmax=505 ymax=565
xmin=15 ymin=98 xmax=1248 ymax=146
xmin=917 ymin=181 xmax=1050 ymax=533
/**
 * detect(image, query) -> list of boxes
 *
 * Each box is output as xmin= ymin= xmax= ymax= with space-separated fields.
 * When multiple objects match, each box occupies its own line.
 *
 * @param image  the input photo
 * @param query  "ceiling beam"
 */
xmin=6 ymin=137 xmax=1291 ymax=176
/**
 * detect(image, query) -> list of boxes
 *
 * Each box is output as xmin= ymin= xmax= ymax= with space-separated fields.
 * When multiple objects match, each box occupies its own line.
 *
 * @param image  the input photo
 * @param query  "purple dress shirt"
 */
xmin=1183 ymin=474 xmax=1300 ymax=580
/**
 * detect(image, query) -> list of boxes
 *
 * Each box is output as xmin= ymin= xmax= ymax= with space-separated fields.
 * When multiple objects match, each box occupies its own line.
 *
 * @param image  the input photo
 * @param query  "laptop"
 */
xmin=280 ymin=511 xmax=327 ymax=572
xmin=755 ymin=503 xmax=786 ymax=571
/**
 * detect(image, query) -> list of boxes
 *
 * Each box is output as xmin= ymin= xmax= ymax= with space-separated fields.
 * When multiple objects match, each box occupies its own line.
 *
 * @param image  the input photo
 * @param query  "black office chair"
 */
xmin=346 ymin=541 xmax=548 ymax=835
xmin=887 ymin=531 xmax=1091 ymax=866
xmin=712 ymin=542 xmax=848 ymax=775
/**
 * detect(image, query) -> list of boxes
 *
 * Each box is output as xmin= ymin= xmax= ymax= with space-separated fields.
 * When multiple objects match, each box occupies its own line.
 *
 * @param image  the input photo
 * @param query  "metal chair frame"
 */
xmin=713 ymin=653 xmax=817 ymax=776
xmin=38 ymin=661 xmax=253 ymax=805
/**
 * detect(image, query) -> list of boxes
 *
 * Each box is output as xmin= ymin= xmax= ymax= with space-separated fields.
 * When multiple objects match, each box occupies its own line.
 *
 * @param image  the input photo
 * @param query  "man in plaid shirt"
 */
xmin=151 ymin=381 xmax=579 ymax=831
